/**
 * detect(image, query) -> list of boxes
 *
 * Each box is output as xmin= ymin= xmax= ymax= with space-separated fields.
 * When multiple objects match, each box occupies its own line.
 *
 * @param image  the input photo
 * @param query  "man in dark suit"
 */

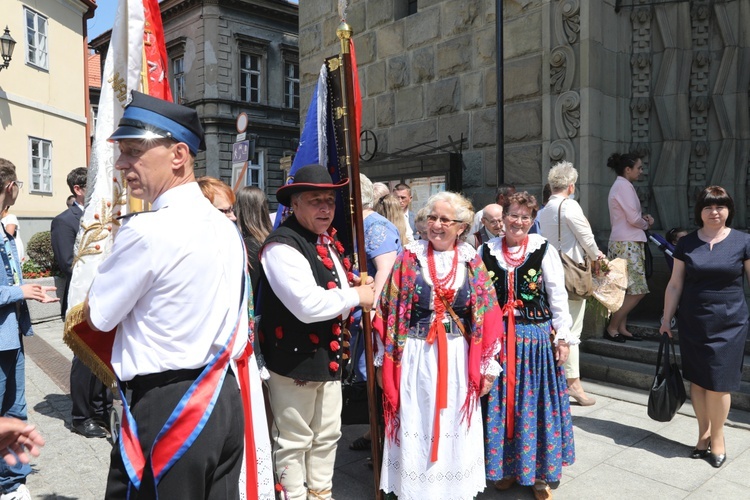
xmin=393 ymin=182 xmax=418 ymax=241
xmin=51 ymin=168 xmax=112 ymax=439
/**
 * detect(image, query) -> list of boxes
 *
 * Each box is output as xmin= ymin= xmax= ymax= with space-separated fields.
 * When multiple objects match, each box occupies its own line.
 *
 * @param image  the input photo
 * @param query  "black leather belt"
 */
xmin=122 ymin=367 xmax=206 ymax=392
xmin=407 ymin=319 xmax=467 ymax=339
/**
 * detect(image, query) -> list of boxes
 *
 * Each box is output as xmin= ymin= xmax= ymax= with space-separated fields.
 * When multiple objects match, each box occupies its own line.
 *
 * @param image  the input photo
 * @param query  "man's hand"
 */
xmin=0 ymin=417 xmax=44 ymax=466
xmin=20 ymin=284 xmax=59 ymax=304
xmin=355 ymin=276 xmax=376 ymax=309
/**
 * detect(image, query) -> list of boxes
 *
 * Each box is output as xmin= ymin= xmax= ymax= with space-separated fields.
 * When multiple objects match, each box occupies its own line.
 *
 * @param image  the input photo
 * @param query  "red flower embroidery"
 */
xmin=329 ymin=361 xmax=340 ymax=372
xmin=275 ymin=326 xmax=283 ymax=339
xmin=316 ymin=245 xmax=328 ymax=259
xmin=335 ymin=241 xmax=345 ymax=254
xmin=346 ymin=272 xmax=355 ymax=283
xmin=321 ymin=257 xmax=334 ymax=270
xmin=330 ymin=340 xmax=340 ymax=352
xmin=309 ymin=333 xmax=319 ymax=344
xmin=342 ymin=257 xmax=351 ymax=271
xmin=275 ymin=484 xmax=284 ymax=492
xmin=332 ymin=323 xmax=342 ymax=336
xmin=327 ymin=281 xmax=337 ymax=289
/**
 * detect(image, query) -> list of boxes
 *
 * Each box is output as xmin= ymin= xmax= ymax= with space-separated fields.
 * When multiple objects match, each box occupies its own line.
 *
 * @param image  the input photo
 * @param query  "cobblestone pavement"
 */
xmin=21 ymin=318 xmax=750 ymax=499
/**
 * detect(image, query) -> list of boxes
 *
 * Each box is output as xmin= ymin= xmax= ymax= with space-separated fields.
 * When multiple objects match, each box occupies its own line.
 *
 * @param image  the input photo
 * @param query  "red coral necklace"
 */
xmin=427 ymin=243 xmax=458 ymax=293
xmin=502 ymin=236 xmax=528 ymax=268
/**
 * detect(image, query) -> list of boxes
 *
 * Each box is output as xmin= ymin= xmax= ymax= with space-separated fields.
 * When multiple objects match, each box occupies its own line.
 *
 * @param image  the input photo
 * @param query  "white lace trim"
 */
xmin=485 ymin=233 xmax=546 ymax=269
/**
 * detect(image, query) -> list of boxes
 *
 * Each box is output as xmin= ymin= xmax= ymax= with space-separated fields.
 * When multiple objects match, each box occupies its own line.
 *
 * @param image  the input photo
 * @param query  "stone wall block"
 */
xmin=405 ymin=7 xmax=440 ymax=49
xmin=377 ymin=23 xmax=405 ymax=59
xmin=367 ymin=0 xmax=395 ymax=30
xmin=461 ymin=150 xmax=484 ymax=188
xmin=412 ymin=46 xmax=435 ymax=84
xmin=462 ymin=71 xmax=485 ymax=110
xmin=360 ymin=97 xmax=376 ymax=131
xmin=346 ymin=1 xmax=366 ymax=37
xmin=376 ymin=94 xmax=395 ymax=128
xmin=504 ymin=55 xmax=542 ymax=100
xmin=471 ymin=108 xmax=497 ymax=148
xmin=436 ymin=35 xmax=472 ymax=78
xmin=484 ymin=67 xmax=497 ymax=105
xmin=503 ymin=9 xmax=542 ymax=59
xmin=475 ymin=26 xmax=497 ymax=67
xmin=395 ymin=86 xmax=424 ymax=122
xmin=387 ymin=55 xmax=410 ymax=90
xmin=503 ymin=144 xmax=543 ymax=186
xmin=442 ymin=0 xmax=482 ymax=37
xmin=355 ymin=32 xmax=377 ymax=65
xmin=388 ymin=119 xmax=438 ymax=152
xmin=504 ymin=102 xmax=542 ymax=142
xmin=437 ymin=112 xmax=470 ymax=148
xmin=366 ymin=61 xmax=386 ymax=96
xmin=426 ymin=78 xmax=459 ymax=116
xmin=299 ymin=24 xmax=322 ymax=63
xmin=484 ymin=147 xmax=498 ymax=188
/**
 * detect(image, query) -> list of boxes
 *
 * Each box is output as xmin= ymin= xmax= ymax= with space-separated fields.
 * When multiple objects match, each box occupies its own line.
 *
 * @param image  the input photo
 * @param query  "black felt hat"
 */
xmin=276 ymin=164 xmax=349 ymax=207
xmin=108 ymin=91 xmax=206 ymax=154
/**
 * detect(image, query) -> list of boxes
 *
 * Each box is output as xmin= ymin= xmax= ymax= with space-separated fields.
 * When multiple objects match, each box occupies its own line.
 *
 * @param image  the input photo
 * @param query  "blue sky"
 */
xmin=88 ymin=1 xmax=299 ymax=40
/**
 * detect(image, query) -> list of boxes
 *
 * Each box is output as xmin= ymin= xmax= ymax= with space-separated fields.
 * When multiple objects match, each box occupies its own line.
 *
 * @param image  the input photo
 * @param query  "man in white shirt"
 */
xmin=259 ymin=164 xmax=374 ymax=500
xmin=84 ymin=92 xmax=248 ymax=499
xmin=393 ymin=182 xmax=417 ymax=242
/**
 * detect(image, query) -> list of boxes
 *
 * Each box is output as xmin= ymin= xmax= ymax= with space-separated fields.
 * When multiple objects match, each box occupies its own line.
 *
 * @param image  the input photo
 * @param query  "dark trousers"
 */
xmin=70 ymin=356 xmax=113 ymax=423
xmin=105 ymin=370 xmax=244 ymax=500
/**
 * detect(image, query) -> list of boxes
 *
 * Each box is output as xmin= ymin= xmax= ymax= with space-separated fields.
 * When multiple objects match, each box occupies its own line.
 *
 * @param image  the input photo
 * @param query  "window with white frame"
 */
xmin=29 ymin=138 xmax=52 ymax=194
xmin=284 ymin=62 xmax=299 ymax=109
xmin=240 ymin=53 xmax=261 ymax=103
xmin=25 ymin=8 xmax=48 ymax=70
xmin=172 ymin=56 xmax=185 ymax=104
xmin=231 ymin=150 xmax=265 ymax=189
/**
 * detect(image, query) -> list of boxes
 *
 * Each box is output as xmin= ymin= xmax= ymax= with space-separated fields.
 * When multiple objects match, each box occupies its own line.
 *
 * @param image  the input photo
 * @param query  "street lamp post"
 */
xmin=0 ymin=26 xmax=17 ymax=72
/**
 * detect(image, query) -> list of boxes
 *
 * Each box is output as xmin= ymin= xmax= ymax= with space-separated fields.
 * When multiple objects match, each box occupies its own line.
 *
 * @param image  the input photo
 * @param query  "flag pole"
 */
xmin=335 ymin=21 xmax=383 ymax=500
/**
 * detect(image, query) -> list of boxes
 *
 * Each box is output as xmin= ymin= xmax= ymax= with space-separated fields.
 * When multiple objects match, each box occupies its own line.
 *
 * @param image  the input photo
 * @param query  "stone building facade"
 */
xmin=91 ymin=0 xmax=300 ymax=198
xmin=300 ymin=0 xmax=750 ymax=238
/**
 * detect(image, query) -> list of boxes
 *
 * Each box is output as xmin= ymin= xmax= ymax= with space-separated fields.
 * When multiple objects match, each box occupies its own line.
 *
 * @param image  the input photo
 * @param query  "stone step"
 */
xmin=579 ymin=352 xmax=750 ymax=412
xmin=625 ymin=319 xmax=750 ymax=356
xmin=582 ymin=337 xmax=750 ymax=383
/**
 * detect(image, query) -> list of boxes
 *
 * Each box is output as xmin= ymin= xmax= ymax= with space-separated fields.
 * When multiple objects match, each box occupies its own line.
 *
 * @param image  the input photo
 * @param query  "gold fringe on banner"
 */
xmin=63 ymin=303 xmax=117 ymax=389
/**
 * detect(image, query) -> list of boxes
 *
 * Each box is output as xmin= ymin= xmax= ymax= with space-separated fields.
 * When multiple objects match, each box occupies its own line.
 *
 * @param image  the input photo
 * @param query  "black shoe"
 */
xmin=708 ymin=452 xmax=726 ymax=468
xmin=603 ymin=331 xmax=626 ymax=343
xmin=72 ymin=418 xmax=107 ymax=438
xmin=690 ymin=447 xmax=711 ymax=459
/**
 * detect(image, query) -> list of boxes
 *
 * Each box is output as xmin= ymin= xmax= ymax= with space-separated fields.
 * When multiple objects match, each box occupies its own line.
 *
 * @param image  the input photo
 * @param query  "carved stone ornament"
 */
xmin=550 ymin=45 xmax=575 ymax=93
xmin=630 ymin=96 xmax=651 ymax=115
xmin=549 ymin=139 xmax=574 ymax=164
xmin=554 ymin=91 xmax=581 ymax=139
xmin=557 ymin=0 xmax=580 ymax=45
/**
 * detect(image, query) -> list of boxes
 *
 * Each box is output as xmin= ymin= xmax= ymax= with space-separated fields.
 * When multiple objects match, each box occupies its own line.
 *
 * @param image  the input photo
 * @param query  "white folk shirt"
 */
xmin=87 ymin=183 xmax=247 ymax=381
xmin=260 ymin=235 xmax=360 ymax=324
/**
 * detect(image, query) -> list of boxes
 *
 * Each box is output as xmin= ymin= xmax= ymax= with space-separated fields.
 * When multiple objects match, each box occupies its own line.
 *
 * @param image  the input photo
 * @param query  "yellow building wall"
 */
xmin=0 ymin=0 xmax=90 ymax=218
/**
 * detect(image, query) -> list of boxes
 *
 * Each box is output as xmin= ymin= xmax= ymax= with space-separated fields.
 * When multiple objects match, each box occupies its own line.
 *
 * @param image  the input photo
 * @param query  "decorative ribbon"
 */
xmin=501 ymin=271 xmax=523 ymax=440
xmin=425 ymin=289 xmax=454 ymax=462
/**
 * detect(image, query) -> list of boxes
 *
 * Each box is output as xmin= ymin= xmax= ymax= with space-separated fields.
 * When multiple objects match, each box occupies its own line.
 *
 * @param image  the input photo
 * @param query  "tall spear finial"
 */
xmin=337 ymin=21 xmax=352 ymax=54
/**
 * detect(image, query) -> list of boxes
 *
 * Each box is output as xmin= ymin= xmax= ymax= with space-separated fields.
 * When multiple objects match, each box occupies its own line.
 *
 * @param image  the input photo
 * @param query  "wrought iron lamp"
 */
xmin=0 ymin=26 xmax=16 ymax=72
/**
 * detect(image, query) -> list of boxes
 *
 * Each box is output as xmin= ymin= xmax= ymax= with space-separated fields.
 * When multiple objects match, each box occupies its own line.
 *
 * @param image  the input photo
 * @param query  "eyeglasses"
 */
xmin=426 ymin=215 xmax=462 ymax=226
xmin=218 ymin=207 xmax=234 ymax=214
xmin=11 ymin=180 xmax=22 ymax=189
xmin=505 ymin=213 xmax=533 ymax=224
xmin=482 ymin=218 xmax=503 ymax=226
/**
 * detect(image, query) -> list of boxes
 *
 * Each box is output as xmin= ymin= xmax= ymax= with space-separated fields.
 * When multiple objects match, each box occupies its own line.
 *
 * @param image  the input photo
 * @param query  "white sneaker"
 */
xmin=0 ymin=485 xmax=31 ymax=500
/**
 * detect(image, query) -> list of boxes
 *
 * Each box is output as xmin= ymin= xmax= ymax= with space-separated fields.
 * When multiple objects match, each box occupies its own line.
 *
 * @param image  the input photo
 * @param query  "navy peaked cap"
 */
xmin=108 ymin=91 xmax=206 ymax=154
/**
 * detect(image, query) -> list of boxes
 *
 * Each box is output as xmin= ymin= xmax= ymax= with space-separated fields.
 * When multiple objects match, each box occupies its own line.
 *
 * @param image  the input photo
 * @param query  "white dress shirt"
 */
xmin=260 ymin=235 xmax=360 ymax=324
xmin=88 ymin=183 xmax=247 ymax=381
xmin=538 ymin=195 xmax=601 ymax=264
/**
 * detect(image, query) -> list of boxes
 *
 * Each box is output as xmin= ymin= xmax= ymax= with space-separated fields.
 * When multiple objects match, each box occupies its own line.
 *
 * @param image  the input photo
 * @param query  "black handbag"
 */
xmin=643 ymin=233 xmax=654 ymax=279
xmin=647 ymin=333 xmax=687 ymax=422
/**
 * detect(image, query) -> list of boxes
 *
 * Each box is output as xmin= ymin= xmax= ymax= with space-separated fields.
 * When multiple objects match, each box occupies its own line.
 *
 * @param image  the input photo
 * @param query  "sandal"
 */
xmin=533 ymin=482 xmax=553 ymax=500
xmin=349 ymin=436 xmax=371 ymax=451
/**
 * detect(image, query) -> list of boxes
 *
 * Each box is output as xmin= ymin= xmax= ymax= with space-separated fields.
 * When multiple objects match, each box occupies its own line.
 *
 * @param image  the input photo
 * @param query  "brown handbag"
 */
xmin=557 ymin=199 xmax=593 ymax=300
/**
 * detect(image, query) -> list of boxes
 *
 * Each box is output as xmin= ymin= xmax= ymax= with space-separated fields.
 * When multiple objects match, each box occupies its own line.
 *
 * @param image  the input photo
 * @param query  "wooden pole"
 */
xmin=336 ymin=21 xmax=383 ymax=500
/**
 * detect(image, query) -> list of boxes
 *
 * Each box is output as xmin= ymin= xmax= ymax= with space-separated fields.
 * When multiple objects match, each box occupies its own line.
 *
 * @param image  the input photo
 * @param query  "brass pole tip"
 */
xmin=337 ymin=21 xmax=353 ymax=40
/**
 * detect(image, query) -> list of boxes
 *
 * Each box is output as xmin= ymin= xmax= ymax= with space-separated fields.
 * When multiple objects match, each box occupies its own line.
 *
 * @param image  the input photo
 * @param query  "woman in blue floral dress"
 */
xmin=480 ymin=192 xmax=575 ymax=500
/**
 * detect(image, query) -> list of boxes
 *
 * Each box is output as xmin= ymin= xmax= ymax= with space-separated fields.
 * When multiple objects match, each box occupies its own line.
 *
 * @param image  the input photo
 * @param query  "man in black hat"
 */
xmin=259 ymin=164 xmax=375 ymax=500
xmin=84 ymin=92 xmax=248 ymax=499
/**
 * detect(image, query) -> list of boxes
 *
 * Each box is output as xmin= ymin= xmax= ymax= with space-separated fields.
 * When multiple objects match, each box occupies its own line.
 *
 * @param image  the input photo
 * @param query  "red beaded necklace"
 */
xmin=427 ymin=243 xmax=458 ymax=293
xmin=502 ymin=236 xmax=528 ymax=268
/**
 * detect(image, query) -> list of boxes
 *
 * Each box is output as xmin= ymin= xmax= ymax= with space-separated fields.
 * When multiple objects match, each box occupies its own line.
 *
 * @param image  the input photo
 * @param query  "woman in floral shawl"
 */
xmin=373 ymin=192 xmax=503 ymax=500
xmin=481 ymin=191 xmax=575 ymax=500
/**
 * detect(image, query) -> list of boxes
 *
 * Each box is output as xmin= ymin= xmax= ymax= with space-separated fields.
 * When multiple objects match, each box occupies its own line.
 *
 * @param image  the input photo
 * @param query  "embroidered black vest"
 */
xmin=482 ymin=242 xmax=553 ymax=323
xmin=258 ymin=216 xmax=347 ymax=381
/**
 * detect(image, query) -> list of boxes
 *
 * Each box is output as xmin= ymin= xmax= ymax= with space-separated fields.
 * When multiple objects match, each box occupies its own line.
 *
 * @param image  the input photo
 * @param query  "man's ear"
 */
xmin=171 ymin=142 xmax=191 ymax=170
